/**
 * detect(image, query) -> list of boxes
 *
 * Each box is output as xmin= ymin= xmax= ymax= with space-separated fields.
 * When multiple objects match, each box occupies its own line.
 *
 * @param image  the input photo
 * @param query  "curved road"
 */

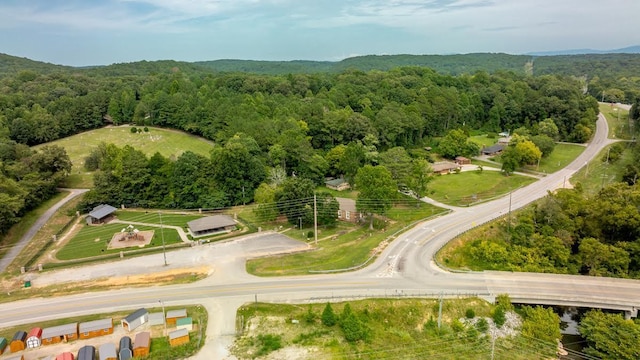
xmin=1 ymin=115 xmax=638 ymax=359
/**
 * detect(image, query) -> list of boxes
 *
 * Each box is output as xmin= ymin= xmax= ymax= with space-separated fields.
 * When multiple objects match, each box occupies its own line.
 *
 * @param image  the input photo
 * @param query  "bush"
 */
xmin=493 ymin=307 xmax=506 ymax=328
xmin=130 ymin=126 xmax=137 ymax=133
xmin=307 ymin=230 xmax=314 ymax=239
xmin=143 ymin=126 xmax=149 ymax=132
xmin=476 ymin=318 xmax=489 ymax=332
xmin=256 ymin=334 xmax=282 ymax=356
xmin=465 ymin=308 xmax=476 ymax=319
xmin=305 ymin=305 xmax=317 ymax=324
xmin=322 ymin=303 xmax=337 ymax=327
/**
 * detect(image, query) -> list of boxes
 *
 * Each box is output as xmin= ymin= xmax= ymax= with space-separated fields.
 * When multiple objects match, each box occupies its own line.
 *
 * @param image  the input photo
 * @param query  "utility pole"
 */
xmin=313 ymin=194 xmax=318 ymax=245
xmin=159 ymin=212 xmax=167 ymax=266
xmin=159 ymin=300 xmax=167 ymax=336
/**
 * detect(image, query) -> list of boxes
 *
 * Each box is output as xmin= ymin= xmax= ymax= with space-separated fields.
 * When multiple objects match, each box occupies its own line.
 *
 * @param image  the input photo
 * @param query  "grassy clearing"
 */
xmin=428 ymin=171 xmax=536 ymax=206
xmin=529 ymin=143 xmax=586 ymax=174
xmin=0 ymin=191 xmax=69 ymax=263
xmin=315 ymin=187 xmax=359 ymax=200
xmin=599 ymin=103 xmax=633 ymax=140
xmin=470 ymin=134 xmax=498 ymax=148
xmin=34 ymin=126 xmax=215 ymax=188
xmin=246 ymin=201 xmax=445 ymax=276
xmin=56 ymin=223 xmax=182 ymax=260
xmin=115 ymin=210 xmax=205 ymax=228
xmin=0 ymin=305 xmax=207 ymax=360
xmin=232 ymin=298 xmax=554 ymax=360
xmin=571 ymin=142 xmax=635 ymax=195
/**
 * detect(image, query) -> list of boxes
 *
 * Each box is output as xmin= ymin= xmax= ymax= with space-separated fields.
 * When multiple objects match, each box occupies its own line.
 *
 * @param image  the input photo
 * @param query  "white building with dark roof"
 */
xmin=187 ymin=215 xmax=236 ymax=237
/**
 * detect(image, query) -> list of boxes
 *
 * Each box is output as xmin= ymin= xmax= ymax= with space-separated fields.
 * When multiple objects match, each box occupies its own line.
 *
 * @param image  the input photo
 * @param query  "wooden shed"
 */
xmin=79 ymin=318 xmax=113 ymax=339
xmin=122 ymin=308 xmax=148 ymax=332
xmin=77 ymin=345 xmax=95 ymax=360
xmin=455 ymin=156 xmax=471 ymax=165
xmin=176 ymin=317 xmax=193 ymax=331
xmin=26 ymin=327 xmax=43 ymax=348
xmin=133 ymin=332 xmax=151 ymax=357
xmin=118 ymin=336 xmax=132 ymax=360
xmin=41 ymin=323 xmax=78 ymax=345
xmin=168 ymin=328 xmax=190 ymax=347
xmin=55 ymin=352 xmax=75 ymax=360
xmin=98 ymin=343 xmax=117 ymax=360
xmin=10 ymin=330 xmax=27 ymax=352
xmin=166 ymin=309 xmax=187 ymax=326
xmin=0 ymin=337 xmax=7 ymax=354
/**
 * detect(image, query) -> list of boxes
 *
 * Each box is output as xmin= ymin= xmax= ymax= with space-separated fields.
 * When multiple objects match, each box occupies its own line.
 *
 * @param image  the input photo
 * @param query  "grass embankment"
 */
xmin=0 ymin=305 xmax=207 ymax=360
xmin=232 ymin=298 xmax=556 ymax=359
xmin=531 ymin=143 xmax=585 ymax=174
xmin=428 ymin=171 xmax=536 ymax=206
xmin=599 ymin=103 xmax=633 ymax=140
xmin=571 ymin=142 xmax=635 ymax=195
xmin=34 ymin=126 xmax=215 ymax=188
xmin=246 ymin=199 xmax=446 ymax=276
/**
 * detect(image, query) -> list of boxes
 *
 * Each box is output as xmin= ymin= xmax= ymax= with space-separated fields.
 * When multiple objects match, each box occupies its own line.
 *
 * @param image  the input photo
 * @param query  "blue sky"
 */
xmin=0 ymin=0 xmax=637 ymax=66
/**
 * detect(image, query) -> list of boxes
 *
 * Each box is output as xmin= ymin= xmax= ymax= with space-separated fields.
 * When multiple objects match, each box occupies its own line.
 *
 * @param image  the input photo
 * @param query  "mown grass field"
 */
xmin=571 ymin=142 xmax=635 ymax=195
xmin=428 ymin=171 xmax=536 ymax=206
xmin=33 ymin=126 xmax=215 ymax=188
xmin=599 ymin=103 xmax=633 ymax=140
xmin=470 ymin=134 xmax=499 ymax=147
xmin=115 ymin=210 xmax=205 ymax=228
xmin=56 ymin=223 xmax=182 ymax=260
xmin=529 ymin=143 xmax=586 ymax=174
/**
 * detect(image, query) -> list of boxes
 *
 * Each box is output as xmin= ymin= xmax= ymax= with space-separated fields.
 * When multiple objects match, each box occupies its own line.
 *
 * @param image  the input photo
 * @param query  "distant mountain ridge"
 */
xmin=527 ymin=45 xmax=640 ymax=56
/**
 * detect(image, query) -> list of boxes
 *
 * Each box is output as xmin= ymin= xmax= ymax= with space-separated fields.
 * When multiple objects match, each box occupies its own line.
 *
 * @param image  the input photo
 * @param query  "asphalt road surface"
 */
xmin=1 ymin=114 xmax=638 ymax=360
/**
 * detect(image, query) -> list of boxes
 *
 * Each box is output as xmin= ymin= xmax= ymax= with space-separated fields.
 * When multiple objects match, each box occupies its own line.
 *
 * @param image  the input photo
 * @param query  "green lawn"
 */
xmin=316 ymin=187 xmax=358 ymax=200
xmin=33 ymin=126 xmax=215 ymax=188
xmin=599 ymin=103 xmax=633 ymax=140
xmin=428 ymin=171 xmax=536 ymax=206
xmin=529 ymin=143 xmax=586 ymax=174
xmin=571 ymin=143 xmax=634 ymax=195
xmin=470 ymin=134 xmax=499 ymax=147
xmin=56 ymin=223 xmax=182 ymax=260
xmin=115 ymin=210 xmax=205 ymax=228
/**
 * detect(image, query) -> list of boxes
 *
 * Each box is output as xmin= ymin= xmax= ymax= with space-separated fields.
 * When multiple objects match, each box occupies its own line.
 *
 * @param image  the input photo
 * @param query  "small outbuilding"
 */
xmin=431 ymin=162 xmax=460 ymax=175
xmin=336 ymin=197 xmax=362 ymax=223
xmin=481 ymin=144 xmax=505 ymax=156
xmin=26 ymin=327 xmax=43 ymax=348
xmin=10 ymin=330 xmax=27 ymax=352
xmin=122 ymin=308 xmax=149 ymax=332
xmin=176 ymin=317 xmax=193 ymax=331
xmin=41 ymin=323 xmax=79 ymax=345
xmin=325 ymin=178 xmax=350 ymax=191
xmin=187 ymin=215 xmax=236 ymax=237
xmin=55 ymin=352 xmax=75 ymax=360
xmin=86 ymin=204 xmax=117 ymax=225
xmin=148 ymin=311 xmax=165 ymax=325
xmin=98 ymin=343 xmax=117 ymax=360
xmin=166 ymin=309 xmax=187 ymax=326
xmin=79 ymin=318 xmax=113 ymax=339
xmin=455 ymin=156 xmax=471 ymax=165
xmin=169 ymin=328 xmax=190 ymax=347
xmin=0 ymin=337 xmax=7 ymax=354
xmin=77 ymin=345 xmax=95 ymax=360
xmin=119 ymin=336 xmax=133 ymax=360
xmin=133 ymin=332 xmax=151 ymax=357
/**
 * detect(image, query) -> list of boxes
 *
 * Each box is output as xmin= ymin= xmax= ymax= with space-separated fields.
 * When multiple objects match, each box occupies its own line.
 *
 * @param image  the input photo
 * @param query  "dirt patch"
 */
xmin=108 ymin=230 xmax=154 ymax=249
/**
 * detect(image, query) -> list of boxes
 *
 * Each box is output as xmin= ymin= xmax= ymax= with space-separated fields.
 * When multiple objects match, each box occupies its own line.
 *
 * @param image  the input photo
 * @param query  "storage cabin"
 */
xmin=148 ymin=312 xmax=165 ymax=326
xmin=41 ymin=323 xmax=79 ymax=345
xmin=10 ymin=330 xmax=27 ymax=352
xmin=55 ymin=352 xmax=75 ymax=360
xmin=0 ymin=336 xmax=7 ymax=354
xmin=78 ymin=318 xmax=113 ymax=339
xmin=119 ymin=336 xmax=133 ymax=360
xmin=98 ymin=343 xmax=117 ymax=360
xmin=133 ymin=332 xmax=151 ymax=357
xmin=166 ymin=309 xmax=187 ymax=326
xmin=77 ymin=345 xmax=95 ymax=360
xmin=176 ymin=317 xmax=193 ymax=331
xmin=26 ymin=327 xmax=43 ymax=348
xmin=169 ymin=328 xmax=190 ymax=347
xmin=121 ymin=308 xmax=148 ymax=332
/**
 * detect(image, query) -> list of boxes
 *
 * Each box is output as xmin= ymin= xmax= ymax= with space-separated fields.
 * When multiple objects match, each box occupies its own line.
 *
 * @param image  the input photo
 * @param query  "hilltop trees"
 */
xmin=355 ymin=165 xmax=397 ymax=229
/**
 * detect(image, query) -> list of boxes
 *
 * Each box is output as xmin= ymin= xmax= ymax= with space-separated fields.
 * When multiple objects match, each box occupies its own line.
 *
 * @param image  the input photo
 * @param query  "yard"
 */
xmin=599 ymin=103 xmax=633 ymax=140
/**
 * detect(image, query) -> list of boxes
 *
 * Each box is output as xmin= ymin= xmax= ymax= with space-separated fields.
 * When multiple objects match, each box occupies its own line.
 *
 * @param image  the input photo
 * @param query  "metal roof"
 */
xmin=176 ymin=317 xmax=192 ymax=326
xmin=169 ymin=328 xmax=189 ymax=340
xmin=431 ymin=162 xmax=459 ymax=172
xmin=79 ymin=318 xmax=112 ymax=333
xmin=166 ymin=309 xmax=187 ymax=319
xmin=88 ymin=204 xmax=117 ymax=220
xmin=123 ymin=308 xmax=148 ymax=323
xmin=12 ymin=330 xmax=27 ymax=341
xmin=42 ymin=323 xmax=78 ymax=338
xmin=77 ymin=345 xmax=95 ymax=360
xmin=325 ymin=178 xmax=348 ymax=187
xmin=336 ymin=197 xmax=356 ymax=213
xmin=119 ymin=349 xmax=132 ymax=360
xmin=99 ymin=343 xmax=117 ymax=358
xmin=188 ymin=215 xmax=236 ymax=233
xmin=133 ymin=332 xmax=150 ymax=348
xmin=119 ymin=336 xmax=132 ymax=350
xmin=482 ymin=144 xmax=505 ymax=154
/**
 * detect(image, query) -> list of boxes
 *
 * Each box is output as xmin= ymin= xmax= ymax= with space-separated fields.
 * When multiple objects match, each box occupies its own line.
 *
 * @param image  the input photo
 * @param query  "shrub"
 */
xmin=321 ymin=303 xmax=337 ymax=327
xmin=130 ymin=127 xmax=137 ymax=133
xmin=476 ymin=318 xmax=489 ymax=332
xmin=305 ymin=305 xmax=316 ymax=324
xmin=143 ymin=126 xmax=149 ymax=132
xmin=256 ymin=334 xmax=282 ymax=356
xmin=465 ymin=308 xmax=476 ymax=319
xmin=493 ymin=307 xmax=506 ymax=328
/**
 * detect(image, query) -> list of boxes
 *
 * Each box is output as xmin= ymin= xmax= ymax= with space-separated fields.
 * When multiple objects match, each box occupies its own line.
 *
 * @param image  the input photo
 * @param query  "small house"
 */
xmin=431 ymin=162 xmax=460 ymax=175
xmin=79 ymin=318 xmax=113 ymax=339
xmin=85 ymin=204 xmax=117 ymax=225
xmin=455 ymin=156 xmax=471 ymax=165
xmin=41 ymin=323 xmax=78 ymax=345
xmin=133 ymin=332 xmax=151 ymax=357
xmin=77 ymin=345 xmax=95 ymax=360
xmin=166 ymin=309 xmax=187 ymax=326
xmin=481 ymin=144 xmax=505 ymax=156
xmin=26 ymin=327 xmax=42 ymax=348
xmin=336 ymin=197 xmax=362 ymax=223
xmin=325 ymin=178 xmax=350 ymax=191
xmin=119 ymin=336 xmax=132 ymax=360
xmin=176 ymin=317 xmax=193 ymax=331
xmin=187 ymin=215 xmax=236 ymax=237
xmin=148 ymin=312 xmax=165 ymax=326
xmin=0 ymin=337 xmax=7 ymax=354
xmin=10 ymin=330 xmax=27 ymax=352
xmin=169 ymin=328 xmax=189 ymax=347
xmin=55 ymin=352 xmax=75 ymax=360
xmin=122 ymin=308 xmax=148 ymax=332
xmin=98 ymin=343 xmax=117 ymax=360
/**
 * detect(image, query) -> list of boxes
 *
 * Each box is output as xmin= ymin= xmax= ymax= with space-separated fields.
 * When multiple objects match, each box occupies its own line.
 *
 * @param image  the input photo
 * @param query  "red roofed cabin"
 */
xmin=26 ymin=327 xmax=42 ymax=348
xmin=56 ymin=352 xmax=75 ymax=360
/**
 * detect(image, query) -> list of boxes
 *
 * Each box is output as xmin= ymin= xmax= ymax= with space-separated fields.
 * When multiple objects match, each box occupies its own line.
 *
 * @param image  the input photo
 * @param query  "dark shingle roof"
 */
xmin=123 ymin=308 xmax=148 ymax=323
xmin=482 ymin=144 xmax=505 ymax=154
xmin=88 ymin=204 xmax=117 ymax=220
xmin=188 ymin=215 xmax=236 ymax=233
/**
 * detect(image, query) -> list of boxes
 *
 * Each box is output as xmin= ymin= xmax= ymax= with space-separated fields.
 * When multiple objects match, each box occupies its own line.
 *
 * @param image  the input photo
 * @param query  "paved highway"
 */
xmin=1 ymin=114 xmax=638 ymax=360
